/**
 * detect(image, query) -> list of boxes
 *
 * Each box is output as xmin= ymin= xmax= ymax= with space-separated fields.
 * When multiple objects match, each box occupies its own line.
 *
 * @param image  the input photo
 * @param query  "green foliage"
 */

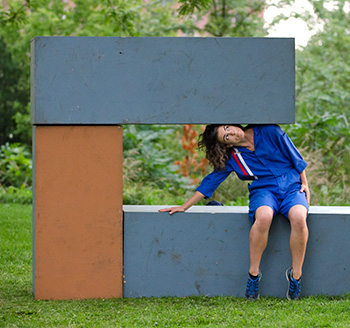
xmin=178 ymin=0 xmax=212 ymax=15
xmin=1 ymin=203 xmax=350 ymax=327
xmin=0 ymin=141 xmax=32 ymax=204
xmin=287 ymin=112 xmax=349 ymax=156
xmin=123 ymin=125 xmax=195 ymax=205
xmin=0 ymin=186 xmax=32 ymax=204
xmin=12 ymin=104 xmax=32 ymax=146
xmin=0 ymin=0 xmax=349 ymax=205
xmin=0 ymin=0 xmax=185 ymax=148
xmin=296 ymin=1 xmax=350 ymax=119
xmin=290 ymin=0 xmax=350 ymax=205
xmin=0 ymin=37 xmax=28 ymax=145
xmin=0 ymin=0 xmax=194 ymax=204
xmin=0 ymin=143 xmax=32 ymax=189
xmin=286 ymin=112 xmax=350 ymax=205
xmin=0 ymin=1 xmax=29 ymax=27
xmin=208 ymin=0 xmax=266 ymax=37
xmin=179 ymin=0 xmax=266 ymax=37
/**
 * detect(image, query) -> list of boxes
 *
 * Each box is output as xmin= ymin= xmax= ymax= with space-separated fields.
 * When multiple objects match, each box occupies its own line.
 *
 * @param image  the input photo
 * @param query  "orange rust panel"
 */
xmin=34 ymin=126 xmax=123 ymax=300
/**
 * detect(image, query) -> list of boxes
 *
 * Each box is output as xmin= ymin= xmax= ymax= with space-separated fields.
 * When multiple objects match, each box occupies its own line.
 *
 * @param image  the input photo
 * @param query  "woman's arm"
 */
xmin=299 ymin=169 xmax=310 ymax=205
xmin=158 ymin=191 xmax=205 ymax=215
xmin=273 ymin=125 xmax=308 ymax=174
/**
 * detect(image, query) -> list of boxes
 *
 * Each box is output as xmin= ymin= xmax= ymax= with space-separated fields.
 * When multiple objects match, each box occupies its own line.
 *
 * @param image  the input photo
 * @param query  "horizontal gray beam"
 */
xmin=123 ymin=205 xmax=350 ymax=298
xmin=31 ymin=37 xmax=295 ymax=125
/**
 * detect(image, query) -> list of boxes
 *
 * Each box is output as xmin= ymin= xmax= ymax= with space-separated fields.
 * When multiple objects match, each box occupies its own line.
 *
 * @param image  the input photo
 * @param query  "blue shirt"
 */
xmin=196 ymin=125 xmax=308 ymax=198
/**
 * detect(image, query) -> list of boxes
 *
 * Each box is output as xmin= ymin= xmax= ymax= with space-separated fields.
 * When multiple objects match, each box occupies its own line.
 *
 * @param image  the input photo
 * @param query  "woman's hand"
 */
xmin=158 ymin=206 xmax=186 ymax=215
xmin=158 ymin=191 xmax=205 ymax=215
xmin=300 ymin=183 xmax=310 ymax=205
xmin=299 ymin=170 xmax=310 ymax=205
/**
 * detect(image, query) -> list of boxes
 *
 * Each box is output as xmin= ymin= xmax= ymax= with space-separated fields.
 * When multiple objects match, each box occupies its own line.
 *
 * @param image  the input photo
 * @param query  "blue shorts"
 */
xmin=248 ymin=188 xmax=309 ymax=224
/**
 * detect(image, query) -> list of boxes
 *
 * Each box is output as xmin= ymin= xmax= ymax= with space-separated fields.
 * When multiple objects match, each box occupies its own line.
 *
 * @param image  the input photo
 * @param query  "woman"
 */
xmin=159 ymin=124 xmax=310 ymax=300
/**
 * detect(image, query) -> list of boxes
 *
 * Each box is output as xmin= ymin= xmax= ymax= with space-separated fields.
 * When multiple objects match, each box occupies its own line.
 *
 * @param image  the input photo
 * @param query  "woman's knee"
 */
xmin=254 ymin=206 xmax=274 ymax=230
xmin=289 ymin=205 xmax=308 ymax=230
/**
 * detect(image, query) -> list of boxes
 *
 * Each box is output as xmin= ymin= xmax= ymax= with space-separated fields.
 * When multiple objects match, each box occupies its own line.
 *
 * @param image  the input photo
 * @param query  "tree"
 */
xmin=287 ymin=0 xmax=350 ymax=204
xmin=295 ymin=0 xmax=350 ymax=119
xmin=178 ymin=0 xmax=266 ymax=37
xmin=5 ymin=0 xmax=348 ymax=206
xmin=0 ymin=0 xmax=186 ymax=146
xmin=0 ymin=37 xmax=28 ymax=145
xmin=0 ymin=0 xmax=269 ymax=147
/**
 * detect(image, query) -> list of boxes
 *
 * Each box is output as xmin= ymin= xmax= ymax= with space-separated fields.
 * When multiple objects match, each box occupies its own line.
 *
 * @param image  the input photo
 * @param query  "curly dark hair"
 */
xmin=198 ymin=124 xmax=243 ymax=171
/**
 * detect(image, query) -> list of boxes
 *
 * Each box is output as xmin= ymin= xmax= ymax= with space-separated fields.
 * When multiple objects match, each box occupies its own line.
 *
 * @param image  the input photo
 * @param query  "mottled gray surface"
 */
xmin=31 ymin=37 xmax=295 ymax=125
xmin=123 ymin=206 xmax=350 ymax=298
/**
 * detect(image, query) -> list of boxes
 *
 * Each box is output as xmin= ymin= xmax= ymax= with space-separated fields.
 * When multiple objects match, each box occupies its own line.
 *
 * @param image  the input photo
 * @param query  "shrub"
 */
xmin=0 ymin=186 xmax=32 ymax=204
xmin=123 ymin=125 xmax=195 ymax=205
xmin=0 ymin=143 xmax=32 ymax=189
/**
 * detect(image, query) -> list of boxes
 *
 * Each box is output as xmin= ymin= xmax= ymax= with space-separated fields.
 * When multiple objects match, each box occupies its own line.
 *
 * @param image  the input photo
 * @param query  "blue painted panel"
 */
xmin=123 ymin=206 xmax=350 ymax=298
xmin=31 ymin=37 xmax=295 ymax=125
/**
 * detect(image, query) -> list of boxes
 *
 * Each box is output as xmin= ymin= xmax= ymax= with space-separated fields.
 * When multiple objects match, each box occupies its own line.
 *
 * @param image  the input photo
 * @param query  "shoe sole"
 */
xmin=246 ymin=293 xmax=260 ymax=301
xmin=286 ymin=269 xmax=292 ymax=300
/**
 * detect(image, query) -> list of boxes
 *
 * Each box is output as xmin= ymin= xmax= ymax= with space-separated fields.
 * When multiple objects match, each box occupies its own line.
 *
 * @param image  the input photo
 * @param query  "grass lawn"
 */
xmin=1 ymin=203 xmax=349 ymax=327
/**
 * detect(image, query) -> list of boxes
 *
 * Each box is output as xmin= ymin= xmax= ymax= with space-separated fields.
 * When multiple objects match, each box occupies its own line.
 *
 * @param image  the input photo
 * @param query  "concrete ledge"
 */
xmin=123 ymin=205 xmax=350 ymax=298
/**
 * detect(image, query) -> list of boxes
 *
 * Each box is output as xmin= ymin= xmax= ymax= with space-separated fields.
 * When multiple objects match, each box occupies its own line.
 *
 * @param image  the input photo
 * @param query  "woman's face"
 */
xmin=217 ymin=125 xmax=244 ymax=146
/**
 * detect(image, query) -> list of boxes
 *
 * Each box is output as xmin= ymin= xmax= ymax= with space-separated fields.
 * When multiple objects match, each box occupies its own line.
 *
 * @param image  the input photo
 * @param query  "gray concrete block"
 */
xmin=31 ymin=37 xmax=295 ymax=125
xmin=123 ymin=205 xmax=350 ymax=298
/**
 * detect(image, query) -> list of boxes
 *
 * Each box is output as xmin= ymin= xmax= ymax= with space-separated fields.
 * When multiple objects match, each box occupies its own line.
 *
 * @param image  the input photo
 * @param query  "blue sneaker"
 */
xmin=245 ymin=272 xmax=262 ymax=300
xmin=286 ymin=268 xmax=301 ymax=300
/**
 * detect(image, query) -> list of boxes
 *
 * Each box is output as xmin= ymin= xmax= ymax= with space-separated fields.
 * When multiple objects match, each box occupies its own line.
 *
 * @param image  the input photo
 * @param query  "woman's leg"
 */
xmin=288 ymin=205 xmax=309 ymax=280
xmin=249 ymin=206 xmax=274 ymax=276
